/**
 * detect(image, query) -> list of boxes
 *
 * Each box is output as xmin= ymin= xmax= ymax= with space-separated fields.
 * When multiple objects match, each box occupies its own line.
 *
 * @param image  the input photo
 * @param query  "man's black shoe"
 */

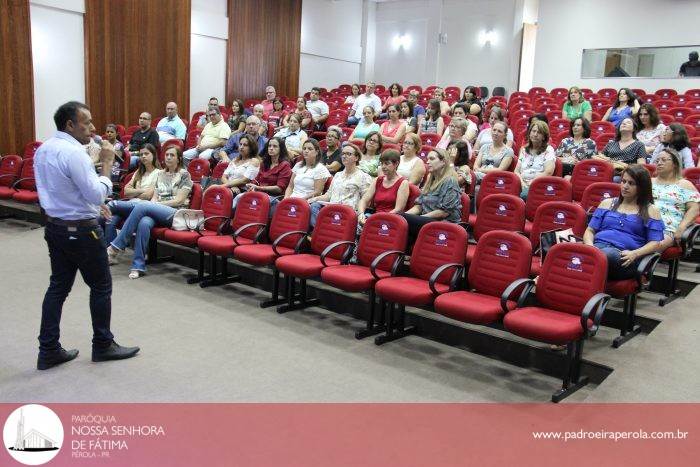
xmin=92 ymin=342 xmax=140 ymax=362
xmin=37 ymin=348 xmax=79 ymax=370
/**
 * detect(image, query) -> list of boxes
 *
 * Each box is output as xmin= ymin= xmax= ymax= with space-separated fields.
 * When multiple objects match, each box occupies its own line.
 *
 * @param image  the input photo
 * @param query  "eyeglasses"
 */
xmin=656 ymin=157 xmax=672 ymax=163
xmin=341 ymin=151 xmax=355 ymax=157
xmin=367 ymin=139 xmax=379 ymax=144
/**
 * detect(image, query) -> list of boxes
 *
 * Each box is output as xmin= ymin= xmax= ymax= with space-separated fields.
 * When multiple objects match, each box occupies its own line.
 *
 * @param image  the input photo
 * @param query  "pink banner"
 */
xmin=1 ymin=404 xmax=698 ymax=466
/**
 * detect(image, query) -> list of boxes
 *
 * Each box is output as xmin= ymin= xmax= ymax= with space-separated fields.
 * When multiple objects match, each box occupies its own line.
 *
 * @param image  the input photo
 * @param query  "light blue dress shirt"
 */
xmin=34 ymin=131 xmax=113 ymax=220
xmin=156 ymin=115 xmax=187 ymax=141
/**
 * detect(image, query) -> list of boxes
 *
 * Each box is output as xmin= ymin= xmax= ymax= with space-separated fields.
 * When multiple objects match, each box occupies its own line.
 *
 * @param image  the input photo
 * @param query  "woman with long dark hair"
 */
xmin=602 ymin=88 xmax=640 ymax=127
xmin=583 ymin=164 xmax=664 ymax=279
xmin=650 ymin=123 xmax=695 ymax=168
xmin=248 ymin=136 xmax=292 ymax=197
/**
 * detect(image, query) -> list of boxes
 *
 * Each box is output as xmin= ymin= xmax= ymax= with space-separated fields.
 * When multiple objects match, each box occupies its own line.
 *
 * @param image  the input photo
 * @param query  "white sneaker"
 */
xmin=106 ymin=245 xmax=122 ymax=265
xmin=128 ymin=270 xmax=143 ymax=279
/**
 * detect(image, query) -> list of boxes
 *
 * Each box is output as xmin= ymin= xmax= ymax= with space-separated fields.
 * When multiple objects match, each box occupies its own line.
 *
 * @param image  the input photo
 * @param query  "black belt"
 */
xmin=46 ymin=217 xmax=99 ymax=227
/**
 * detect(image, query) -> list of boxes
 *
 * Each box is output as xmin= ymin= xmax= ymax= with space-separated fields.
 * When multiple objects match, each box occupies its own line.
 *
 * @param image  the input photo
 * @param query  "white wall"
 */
xmin=299 ymin=0 xmax=364 ymax=93
xmin=30 ymin=0 xmax=85 ymax=141
xmin=190 ymin=0 xmax=228 ymax=118
xmin=533 ymin=0 xmax=700 ymax=93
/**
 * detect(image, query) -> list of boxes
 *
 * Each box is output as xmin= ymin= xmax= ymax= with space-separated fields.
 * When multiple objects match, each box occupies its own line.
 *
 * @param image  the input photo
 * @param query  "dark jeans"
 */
xmin=401 ymin=213 xmax=437 ymax=246
xmin=39 ymin=222 xmax=114 ymax=355
xmin=594 ymin=240 xmax=640 ymax=280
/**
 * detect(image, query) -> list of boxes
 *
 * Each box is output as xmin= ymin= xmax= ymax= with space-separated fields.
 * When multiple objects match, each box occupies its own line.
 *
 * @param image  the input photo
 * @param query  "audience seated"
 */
xmin=397 ymin=133 xmax=425 ymax=185
xmin=381 ymin=83 xmax=406 ymax=117
xmin=594 ymin=117 xmax=647 ymax=174
xmin=402 ymin=148 xmax=462 ymax=238
xmin=322 ymin=126 xmax=344 ymax=175
xmin=344 ymin=83 xmax=361 ymax=105
xmin=450 ymin=103 xmax=478 ymax=143
xmin=277 ymin=139 xmax=331 ymax=209
xmin=183 ymin=107 xmax=231 ymax=164
xmin=650 ymin=123 xmax=695 ymax=168
xmin=308 ymin=143 xmax=371 ymax=227
xmin=602 ymin=88 xmax=641 ymax=127
xmin=359 ymin=131 xmax=382 ymax=177
xmin=103 ymin=124 xmax=125 ymax=180
xmin=261 ymin=85 xmax=276 ymax=114
xmin=447 ymin=140 xmax=472 ymax=191
xmin=219 ymin=116 xmax=268 ymax=162
xmin=634 ymin=103 xmax=665 ymax=154
xmin=418 ymin=99 xmax=445 ymax=136
xmin=247 ymin=137 xmax=292 ymax=199
xmin=436 ymin=117 xmax=472 ymax=151
xmin=306 ymin=87 xmax=329 ymax=131
xmin=197 ymin=97 xmax=220 ymax=129
xmin=399 ymin=100 xmax=418 ymax=134
xmin=267 ymin=98 xmax=287 ymax=130
xmin=562 ymin=86 xmax=593 ymax=121
xmin=128 ymin=112 xmax=159 ymax=163
xmin=515 ymin=120 xmax=556 ymax=198
xmin=227 ymin=99 xmax=247 ymax=134
xmin=357 ymin=149 xmax=410 ymax=226
xmin=252 ymin=104 xmax=270 ymax=135
xmin=379 ymin=104 xmax=407 ymax=144
xmin=107 ymin=146 xmax=193 ymax=279
xmin=347 ymin=81 xmax=382 ymax=126
xmin=283 ymin=98 xmax=312 ymax=130
xmin=555 ymin=117 xmax=597 ymax=177
xmin=472 ymin=121 xmax=515 ymax=182
xmin=652 ymin=148 xmax=700 ymax=251
xmin=583 ymin=165 xmax=663 ymax=280
xmin=274 ymin=113 xmax=307 ymax=157
xmin=105 ymin=144 xmax=161 ymax=244
xmin=219 ymin=134 xmax=261 ymax=203
xmin=431 ymin=87 xmax=451 ymax=116
xmin=452 ymin=86 xmax=483 ymax=116
xmin=406 ymin=90 xmax=426 ymax=119
xmin=156 ymin=102 xmax=187 ymax=143
xmin=473 ymin=106 xmax=514 ymax=152
xmin=349 ymin=107 xmax=380 ymax=141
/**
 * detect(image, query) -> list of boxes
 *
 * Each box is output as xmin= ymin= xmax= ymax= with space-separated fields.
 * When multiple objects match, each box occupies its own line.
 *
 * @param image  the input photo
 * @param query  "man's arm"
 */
xmin=68 ymin=145 xmax=113 ymax=205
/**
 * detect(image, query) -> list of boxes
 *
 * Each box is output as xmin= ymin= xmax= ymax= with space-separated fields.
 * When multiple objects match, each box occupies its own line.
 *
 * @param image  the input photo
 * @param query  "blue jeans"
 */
xmin=309 ymin=202 xmax=325 ymax=227
xmin=105 ymin=200 xmax=139 ymax=244
xmin=128 ymin=157 xmax=139 ymax=170
xmin=111 ymin=202 xmax=177 ymax=271
xmin=40 ymin=222 xmax=114 ymax=355
xmin=594 ymin=240 xmax=640 ymax=280
xmin=346 ymin=116 xmax=360 ymax=126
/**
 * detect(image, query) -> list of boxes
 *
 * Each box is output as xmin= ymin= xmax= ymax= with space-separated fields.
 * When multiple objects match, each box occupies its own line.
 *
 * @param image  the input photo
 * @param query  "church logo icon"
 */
xmin=4 ymin=404 xmax=63 ymax=465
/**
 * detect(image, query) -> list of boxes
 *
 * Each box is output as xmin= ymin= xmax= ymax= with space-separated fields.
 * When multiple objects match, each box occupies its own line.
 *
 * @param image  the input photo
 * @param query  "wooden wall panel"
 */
xmin=85 ymin=0 xmax=191 ymax=131
xmin=0 ymin=0 xmax=35 ymax=154
xmin=227 ymin=0 xmax=301 ymax=103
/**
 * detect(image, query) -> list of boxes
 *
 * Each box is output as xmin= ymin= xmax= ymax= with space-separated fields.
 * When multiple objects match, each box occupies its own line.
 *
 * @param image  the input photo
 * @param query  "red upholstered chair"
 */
xmin=476 ymin=170 xmax=522 ymax=208
xmin=655 ymin=99 xmax=675 ymax=113
xmin=550 ymin=88 xmax=568 ymax=99
xmin=187 ymin=158 xmax=211 ymax=183
xmin=590 ymin=99 xmax=610 ymax=114
xmin=503 ymin=243 xmax=610 ymax=402
xmin=655 ymin=88 xmax=677 ymax=99
xmin=373 ymin=222 xmax=468 ymax=345
xmin=406 ymin=183 xmax=421 ymax=209
xmin=189 ymin=191 xmax=270 ymax=287
xmin=509 ymin=109 xmax=535 ymax=123
xmin=597 ymin=88 xmax=617 ymax=100
xmin=10 ymin=158 xmax=38 ymax=204
xmin=655 ymin=222 xmax=700 ymax=306
xmin=579 ymin=182 xmax=620 ymax=214
xmin=23 ymin=141 xmax=42 ymax=159
xmin=605 ymin=253 xmax=661 ymax=347
xmin=528 ymin=201 xmax=587 ymax=276
xmin=684 ymin=114 xmax=700 ymax=132
xmin=685 ymin=89 xmax=700 ymax=100
xmin=274 ymin=204 xmax=357 ymax=313
xmin=185 ymin=130 xmax=201 ymax=150
xmin=418 ymin=145 xmax=432 ymax=161
xmin=593 ymin=133 xmax=615 ymax=150
xmin=509 ymin=91 xmax=529 ymax=100
xmin=641 ymin=163 xmax=657 ymax=177
xmin=639 ymin=94 xmax=658 ymax=104
xmin=570 ymin=159 xmax=614 ymax=202
xmin=321 ymin=213 xmax=409 ymax=339
xmin=126 ymin=125 xmax=141 ymax=136
xmin=590 ymin=121 xmax=616 ymax=137
xmin=669 ymin=107 xmax=692 ymax=122
xmin=472 ymin=194 xmax=525 ymax=241
xmin=524 ymin=176 xmax=573 ymax=225
xmin=434 ymin=230 xmax=532 ymax=326
xmin=528 ymin=87 xmax=547 ymax=99
xmin=211 ymin=162 xmax=228 ymax=180
xmin=419 ymin=133 xmax=441 ymax=147
xmin=406 ymin=85 xmax=422 ymax=94
xmin=0 ymin=155 xmax=22 ymax=198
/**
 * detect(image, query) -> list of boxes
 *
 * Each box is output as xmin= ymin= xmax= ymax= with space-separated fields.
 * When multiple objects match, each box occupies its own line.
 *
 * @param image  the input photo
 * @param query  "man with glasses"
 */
xmin=346 ymin=81 xmax=382 ymax=126
xmin=261 ymin=86 xmax=276 ymax=113
xmin=407 ymin=91 xmax=426 ymax=119
xmin=183 ymin=107 xmax=231 ymax=165
xmin=197 ymin=97 xmax=221 ymax=129
xmin=155 ymin=102 xmax=187 ymax=144
xmin=219 ymin=115 xmax=268 ymax=162
xmin=322 ymin=126 xmax=344 ymax=175
xmin=128 ymin=112 xmax=159 ymax=169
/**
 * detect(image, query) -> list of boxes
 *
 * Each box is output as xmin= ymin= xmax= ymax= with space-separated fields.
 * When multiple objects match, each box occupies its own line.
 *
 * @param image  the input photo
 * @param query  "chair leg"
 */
xmin=355 ymin=289 xmax=385 ymax=339
xmin=659 ymin=259 xmax=680 ymax=306
xmin=186 ymin=250 xmax=206 ymax=284
xmin=277 ymin=277 xmax=320 ymax=313
xmin=551 ymin=340 xmax=589 ymax=403
xmin=375 ymin=303 xmax=416 ymax=345
xmin=612 ymin=294 xmax=642 ymax=348
xmin=260 ymin=268 xmax=286 ymax=308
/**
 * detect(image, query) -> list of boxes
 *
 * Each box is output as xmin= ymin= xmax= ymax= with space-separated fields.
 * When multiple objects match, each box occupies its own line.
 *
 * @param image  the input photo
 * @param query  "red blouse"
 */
xmin=255 ymin=160 xmax=292 ymax=192
xmin=373 ymin=175 xmax=405 ymax=212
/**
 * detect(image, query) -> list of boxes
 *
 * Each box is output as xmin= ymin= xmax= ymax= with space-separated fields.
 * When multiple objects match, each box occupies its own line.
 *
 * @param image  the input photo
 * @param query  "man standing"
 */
xmin=219 ymin=116 xmax=268 ymax=162
xmin=155 ymin=102 xmax=187 ymax=143
xmin=346 ymin=81 xmax=382 ymax=126
xmin=33 ymin=101 xmax=140 ymax=370
xmin=306 ymin=87 xmax=329 ymax=131
xmin=183 ymin=107 xmax=231 ymax=164
xmin=679 ymin=51 xmax=700 ymax=77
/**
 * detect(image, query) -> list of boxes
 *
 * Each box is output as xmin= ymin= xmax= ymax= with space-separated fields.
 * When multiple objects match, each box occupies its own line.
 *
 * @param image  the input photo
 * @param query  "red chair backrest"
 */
xmin=536 ymin=243 xmax=607 ymax=316
xmin=119 ymin=172 xmax=134 ymax=199
xmin=529 ymin=201 xmax=587 ymax=249
xmin=126 ymin=125 xmax=140 ymax=136
xmin=684 ymin=114 xmax=700 ymax=130
xmin=406 ymin=183 xmax=421 ymax=208
xmin=524 ymin=176 xmax=573 ymax=220
xmin=269 ymin=198 xmax=311 ymax=248
xmin=685 ymin=89 xmax=700 ymax=99
xmin=642 ymin=163 xmax=657 ymax=177
xmin=23 ymin=141 xmax=42 ymax=159
xmin=570 ymin=159 xmax=614 ymax=201
xmin=187 ymin=159 xmax=211 ymax=183
xmin=419 ymin=133 xmax=441 ymax=147
xmin=460 ymin=193 xmax=471 ymax=224
xmin=211 ymin=162 xmax=228 ymax=179
xmin=188 ymin=182 xmax=203 ymax=209
xmin=468 ymin=230 xmax=532 ymax=297
xmin=357 ymin=213 xmax=408 ymax=270
xmin=231 ymin=192 xmax=270 ymax=238
xmin=409 ymin=221 xmax=467 ymax=283
xmin=549 ymin=118 xmax=570 ymax=133
xmin=476 ymin=170 xmax=522 ymax=207
xmin=310 ymin=205 xmax=357 ymax=257
xmin=590 ymin=120 xmax=616 ymax=136
xmin=509 ymin=109 xmax=535 ymax=123
xmin=185 ymin=130 xmax=201 ymax=150
xmin=200 ymin=185 xmax=233 ymax=231
xmin=683 ymin=167 xmax=700 ymax=192
xmin=669 ymin=107 xmax=691 ymax=122
xmin=597 ymin=88 xmax=617 ymax=99
xmin=17 ymin=158 xmax=35 ymax=190
xmin=594 ymin=133 xmax=615 ymax=149
xmin=580 ymin=182 xmax=620 ymax=213
xmin=550 ymin=88 xmax=568 ymax=99
xmin=0 ymin=155 xmax=22 ymax=186
xmin=655 ymin=88 xmax=677 ymax=98
xmin=473 ymin=194 xmax=526 ymax=241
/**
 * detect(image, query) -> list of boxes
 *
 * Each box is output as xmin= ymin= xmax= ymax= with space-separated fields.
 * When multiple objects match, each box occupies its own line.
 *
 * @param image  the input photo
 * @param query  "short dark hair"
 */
xmin=311 ymin=87 xmax=321 ymax=93
xmin=569 ymin=117 xmax=591 ymax=138
xmin=54 ymin=101 xmax=89 ymax=131
xmin=690 ymin=51 xmax=699 ymax=61
xmin=209 ymin=97 xmax=219 ymax=103
xmin=379 ymin=149 xmax=400 ymax=164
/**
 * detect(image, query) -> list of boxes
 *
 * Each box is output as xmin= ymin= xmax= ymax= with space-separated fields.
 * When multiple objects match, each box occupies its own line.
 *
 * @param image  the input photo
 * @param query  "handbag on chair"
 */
xmin=170 ymin=209 xmax=205 ymax=231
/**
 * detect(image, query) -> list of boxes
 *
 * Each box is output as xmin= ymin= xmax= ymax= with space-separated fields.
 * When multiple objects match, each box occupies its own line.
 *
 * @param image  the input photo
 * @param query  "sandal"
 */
xmin=106 ymin=245 xmax=122 ymax=265
xmin=128 ymin=270 xmax=143 ymax=279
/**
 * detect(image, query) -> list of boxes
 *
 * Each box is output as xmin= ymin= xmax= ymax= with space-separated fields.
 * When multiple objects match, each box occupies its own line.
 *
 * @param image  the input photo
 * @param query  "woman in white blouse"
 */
xmin=397 ymin=133 xmax=426 ymax=185
xmin=634 ymin=103 xmax=666 ymax=154
xmin=284 ymin=138 xmax=331 ymax=201
xmin=274 ymin=113 xmax=307 ymax=157
xmin=220 ymin=134 xmax=261 ymax=199
xmin=514 ymin=120 xmax=556 ymax=199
